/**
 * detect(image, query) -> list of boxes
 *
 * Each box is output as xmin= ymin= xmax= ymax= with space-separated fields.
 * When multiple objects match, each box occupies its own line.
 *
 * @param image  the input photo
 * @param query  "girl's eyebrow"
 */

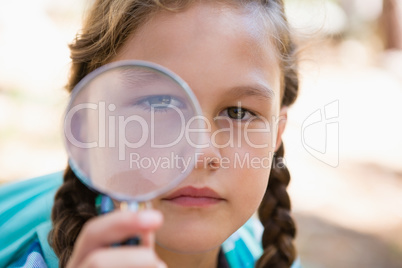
xmin=228 ymin=84 xmax=275 ymax=101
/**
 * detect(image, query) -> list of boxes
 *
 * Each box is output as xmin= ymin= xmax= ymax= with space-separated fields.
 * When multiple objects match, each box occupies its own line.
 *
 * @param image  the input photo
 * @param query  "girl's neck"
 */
xmin=155 ymin=244 xmax=221 ymax=268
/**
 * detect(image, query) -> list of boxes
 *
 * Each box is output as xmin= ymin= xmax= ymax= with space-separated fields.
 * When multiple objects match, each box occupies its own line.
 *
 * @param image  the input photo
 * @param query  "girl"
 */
xmin=2 ymin=0 xmax=300 ymax=267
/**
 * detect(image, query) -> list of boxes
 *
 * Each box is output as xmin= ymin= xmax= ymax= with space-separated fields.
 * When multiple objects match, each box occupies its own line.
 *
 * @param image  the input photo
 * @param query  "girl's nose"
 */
xmin=193 ymin=128 xmax=222 ymax=171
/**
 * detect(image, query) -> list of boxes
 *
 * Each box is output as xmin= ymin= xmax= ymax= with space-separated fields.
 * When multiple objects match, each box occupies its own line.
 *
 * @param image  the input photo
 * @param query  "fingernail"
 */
xmin=138 ymin=210 xmax=162 ymax=225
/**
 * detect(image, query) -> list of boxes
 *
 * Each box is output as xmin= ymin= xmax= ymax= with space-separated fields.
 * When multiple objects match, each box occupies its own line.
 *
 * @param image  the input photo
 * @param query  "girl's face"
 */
xmin=112 ymin=2 xmax=285 ymax=254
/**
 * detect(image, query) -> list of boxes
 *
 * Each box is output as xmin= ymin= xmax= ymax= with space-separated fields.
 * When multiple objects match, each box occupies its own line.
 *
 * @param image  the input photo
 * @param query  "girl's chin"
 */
xmin=155 ymin=222 xmax=230 ymax=251
xmin=155 ymin=226 xmax=227 ymax=254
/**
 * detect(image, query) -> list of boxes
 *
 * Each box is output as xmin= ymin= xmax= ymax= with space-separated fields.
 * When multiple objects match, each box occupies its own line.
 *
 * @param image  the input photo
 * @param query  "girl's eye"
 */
xmin=136 ymin=95 xmax=184 ymax=111
xmin=224 ymin=107 xmax=256 ymax=121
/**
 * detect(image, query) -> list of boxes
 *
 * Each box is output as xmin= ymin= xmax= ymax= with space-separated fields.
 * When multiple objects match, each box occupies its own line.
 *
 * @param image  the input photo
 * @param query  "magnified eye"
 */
xmin=147 ymin=95 xmax=172 ymax=107
xmin=136 ymin=95 xmax=184 ymax=112
xmin=224 ymin=107 xmax=256 ymax=120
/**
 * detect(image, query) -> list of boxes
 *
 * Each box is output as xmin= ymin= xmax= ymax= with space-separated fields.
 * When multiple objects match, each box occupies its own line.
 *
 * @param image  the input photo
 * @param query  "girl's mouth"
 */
xmin=161 ymin=186 xmax=225 ymax=207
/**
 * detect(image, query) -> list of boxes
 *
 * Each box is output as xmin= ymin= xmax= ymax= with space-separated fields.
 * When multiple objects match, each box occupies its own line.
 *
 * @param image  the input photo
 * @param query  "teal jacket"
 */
xmin=0 ymin=172 xmax=62 ymax=268
xmin=0 ymin=172 xmax=301 ymax=268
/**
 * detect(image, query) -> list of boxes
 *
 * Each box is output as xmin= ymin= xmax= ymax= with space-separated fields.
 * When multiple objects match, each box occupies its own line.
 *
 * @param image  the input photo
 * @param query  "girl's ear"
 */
xmin=275 ymin=106 xmax=288 ymax=152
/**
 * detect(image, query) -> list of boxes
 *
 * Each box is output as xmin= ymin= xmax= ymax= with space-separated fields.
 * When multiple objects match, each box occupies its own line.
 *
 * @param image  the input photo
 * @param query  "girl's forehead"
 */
xmin=115 ymin=2 xmax=281 ymax=101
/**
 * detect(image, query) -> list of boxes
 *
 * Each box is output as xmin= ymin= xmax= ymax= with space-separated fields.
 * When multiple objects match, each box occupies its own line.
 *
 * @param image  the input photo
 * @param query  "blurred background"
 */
xmin=0 ymin=0 xmax=401 ymax=267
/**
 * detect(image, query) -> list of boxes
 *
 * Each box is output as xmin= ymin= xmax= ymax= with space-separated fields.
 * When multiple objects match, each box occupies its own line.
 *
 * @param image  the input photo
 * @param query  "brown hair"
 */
xmin=50 ymin=0 xmax=299 ymax=267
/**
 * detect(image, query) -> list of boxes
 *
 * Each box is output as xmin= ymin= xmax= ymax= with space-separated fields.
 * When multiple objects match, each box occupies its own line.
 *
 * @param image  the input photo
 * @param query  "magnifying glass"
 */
xmin=63 ymin=60 xmax=202 ymax=243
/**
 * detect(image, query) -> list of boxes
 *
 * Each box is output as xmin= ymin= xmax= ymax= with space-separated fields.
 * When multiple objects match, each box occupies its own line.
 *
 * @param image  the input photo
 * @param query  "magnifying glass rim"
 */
xmin=63 ymin=60 xmax=203 ymax=202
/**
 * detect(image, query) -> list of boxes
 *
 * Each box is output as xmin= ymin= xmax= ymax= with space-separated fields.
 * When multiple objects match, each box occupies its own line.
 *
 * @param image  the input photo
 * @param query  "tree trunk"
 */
xmin=381 ymin=0 xmax=402 ymax=50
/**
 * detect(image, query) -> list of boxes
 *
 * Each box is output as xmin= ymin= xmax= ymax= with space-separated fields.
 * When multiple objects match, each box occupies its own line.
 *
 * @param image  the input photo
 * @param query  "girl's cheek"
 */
xmin=225 ymin=139 xmax=272 ymax=198
xmin=221 ymin=133 xmax=275 ymax=171
xmin=213 ymin=119 xmax=274 ymax=151
xmin=223 ymin=145 xmax=271 ymax=197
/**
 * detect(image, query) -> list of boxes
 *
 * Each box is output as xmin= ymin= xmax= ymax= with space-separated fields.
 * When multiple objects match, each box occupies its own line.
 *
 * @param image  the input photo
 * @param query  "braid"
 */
xmin=256 ymin=143 xmax=297 ymax=268
xmin=256 ymin=1 xmax=299 ymax=266
xmin=49 ymin=166 xmax=97 ymax=267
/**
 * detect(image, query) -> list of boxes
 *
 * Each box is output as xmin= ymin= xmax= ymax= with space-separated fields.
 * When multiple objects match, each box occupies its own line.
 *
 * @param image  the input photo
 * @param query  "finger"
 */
xmin=142 ymin=229 xmax=155 ymax=249
xmin=80 ymin=247 xmax=166 ymax=268
xmin=70 ymin=210 xmax=163 ymax=267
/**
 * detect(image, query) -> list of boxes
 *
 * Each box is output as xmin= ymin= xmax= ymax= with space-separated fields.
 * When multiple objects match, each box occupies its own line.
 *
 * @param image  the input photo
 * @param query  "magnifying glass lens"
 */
xmin=64 ymin=61 xmax=202 ymax=202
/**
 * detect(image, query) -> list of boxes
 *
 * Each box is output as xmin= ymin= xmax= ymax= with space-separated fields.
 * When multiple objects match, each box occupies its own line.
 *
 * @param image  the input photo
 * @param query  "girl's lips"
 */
xmin=162 ymin=186 xmax=224 ymax=207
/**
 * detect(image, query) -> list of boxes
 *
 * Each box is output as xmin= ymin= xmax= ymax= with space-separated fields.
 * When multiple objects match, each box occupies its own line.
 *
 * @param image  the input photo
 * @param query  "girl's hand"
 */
xmin=66 ymin=210 xmax=166 ymax=268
